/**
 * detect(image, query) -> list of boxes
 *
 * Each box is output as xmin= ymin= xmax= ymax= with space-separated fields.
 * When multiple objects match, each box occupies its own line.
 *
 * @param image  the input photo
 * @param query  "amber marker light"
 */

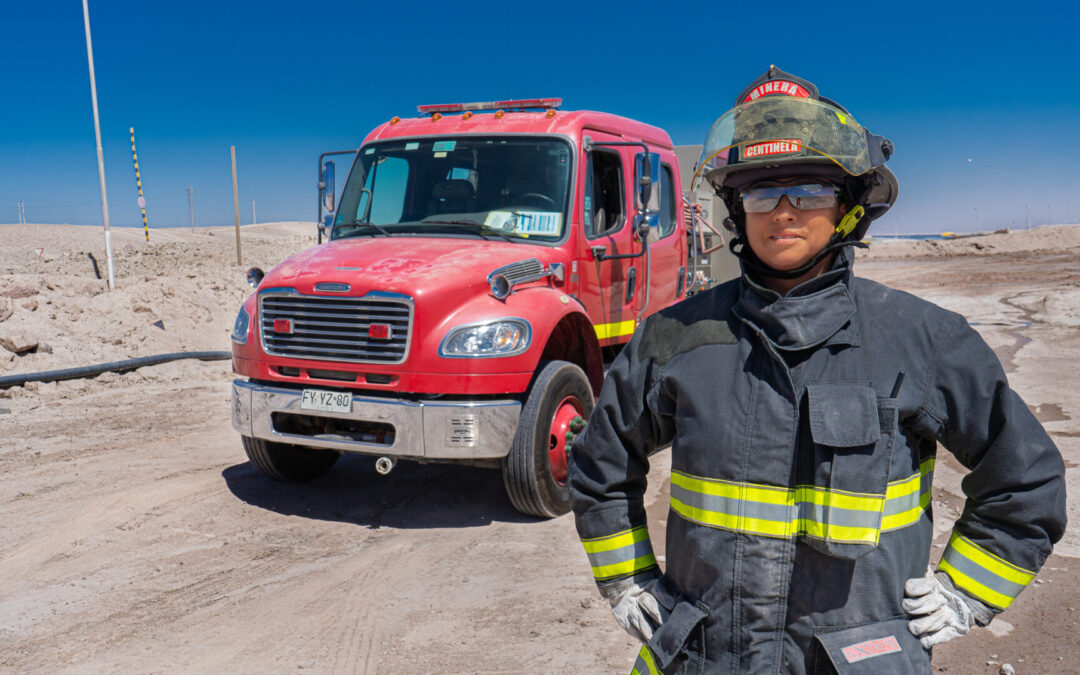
xmin=432 ymin=112 xmax=442 ymax=122
xmin=389 ymin=116 xmax=400 ymax=125
xmin=463 ymin=111 xmax=473 ymax=120
xmin=545 ymin=109 xmax=556 ymax=118
xmin=494 ymin=110 xmax=505 ymax=119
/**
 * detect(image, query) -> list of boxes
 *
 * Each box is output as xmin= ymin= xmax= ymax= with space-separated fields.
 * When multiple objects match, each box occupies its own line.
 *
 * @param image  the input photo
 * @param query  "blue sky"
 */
xmin=2 ymin=0 xmax=1078 ymax=233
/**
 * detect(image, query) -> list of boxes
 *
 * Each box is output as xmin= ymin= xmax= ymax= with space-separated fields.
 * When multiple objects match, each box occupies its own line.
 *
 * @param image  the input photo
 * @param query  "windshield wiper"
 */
xmin=421 ymin=219 xmax=517 ymax=242
xmin=337 ymin=221 xmax=393 ymax=238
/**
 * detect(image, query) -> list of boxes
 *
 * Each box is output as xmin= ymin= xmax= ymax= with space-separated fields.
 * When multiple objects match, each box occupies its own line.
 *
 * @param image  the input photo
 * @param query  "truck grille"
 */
xmin=259 ymin=291 xmax=412 ymax=364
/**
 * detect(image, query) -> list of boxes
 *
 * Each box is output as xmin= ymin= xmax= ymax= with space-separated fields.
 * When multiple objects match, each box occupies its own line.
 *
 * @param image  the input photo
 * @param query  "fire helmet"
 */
xmin=691 ymin=66 xmax=898 ymax=275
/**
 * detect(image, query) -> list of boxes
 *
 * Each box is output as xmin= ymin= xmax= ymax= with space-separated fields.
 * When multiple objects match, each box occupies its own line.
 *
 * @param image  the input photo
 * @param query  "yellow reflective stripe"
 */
xmin=797 ymin=518 xmax=879 ymax=545
xmin=885 ymin=472 xmax=921 ymax=499
xmin=948 ymin=534 xmax=1035 ymax=586
xmin=581 ymin=525 xmax=650 ymax=554
xmin=591 ymin=554 xmax=658 ymax=581
xmin=671 ymin=470 xmax=791 ymax=505
xmin=794 ymin=485 xmax=884 ymax=512
xmin=881 ymin=505 xmax=924 ymax=531
xmin=594 ymin=319 xmax=636 ymax=340
xmin=632 ymin=645 xmax=661 ymax=675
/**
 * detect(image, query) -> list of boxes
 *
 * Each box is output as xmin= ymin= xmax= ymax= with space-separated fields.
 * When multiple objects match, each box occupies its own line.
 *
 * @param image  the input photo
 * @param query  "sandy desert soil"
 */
xmin=0 ymin=222 xmax=1077 ymax=673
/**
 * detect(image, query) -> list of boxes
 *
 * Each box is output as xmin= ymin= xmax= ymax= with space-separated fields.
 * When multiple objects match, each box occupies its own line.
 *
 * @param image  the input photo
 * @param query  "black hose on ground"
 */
xmin=0 ymin=351 xmax=231 ymax=389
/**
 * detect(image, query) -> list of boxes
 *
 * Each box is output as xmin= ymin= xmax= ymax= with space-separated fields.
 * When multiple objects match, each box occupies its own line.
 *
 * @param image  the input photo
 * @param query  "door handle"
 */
xmin=626 ymin=267 xmax=637 ymax=304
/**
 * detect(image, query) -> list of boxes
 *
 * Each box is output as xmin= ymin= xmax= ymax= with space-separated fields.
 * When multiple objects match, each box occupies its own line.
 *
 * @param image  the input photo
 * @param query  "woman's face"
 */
xmin=743 ymin=187 xmax=843 ymax=272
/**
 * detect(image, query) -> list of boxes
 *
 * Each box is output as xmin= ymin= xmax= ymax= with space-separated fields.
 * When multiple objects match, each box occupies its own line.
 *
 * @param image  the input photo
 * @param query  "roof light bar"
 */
xmin=417 ymin=98 xmax=562 ymax=115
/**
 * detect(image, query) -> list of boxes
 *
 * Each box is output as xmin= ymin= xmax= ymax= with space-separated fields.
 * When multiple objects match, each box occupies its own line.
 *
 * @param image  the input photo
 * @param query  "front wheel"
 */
xmin=241 ymin=436 xmax=340 ymax=482
xmin=502 ymin=360 xmax=594 ymax=518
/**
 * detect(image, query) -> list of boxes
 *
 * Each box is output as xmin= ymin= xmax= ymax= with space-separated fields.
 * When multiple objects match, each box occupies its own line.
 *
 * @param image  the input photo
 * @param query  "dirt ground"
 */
xmin=0 ymin=223 xmax=1077 ymax=673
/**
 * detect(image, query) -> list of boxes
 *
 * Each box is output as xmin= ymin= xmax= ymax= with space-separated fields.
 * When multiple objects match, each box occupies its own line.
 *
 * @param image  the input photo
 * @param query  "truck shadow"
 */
xmin=221 ymin=454 xmax=537 ymax=528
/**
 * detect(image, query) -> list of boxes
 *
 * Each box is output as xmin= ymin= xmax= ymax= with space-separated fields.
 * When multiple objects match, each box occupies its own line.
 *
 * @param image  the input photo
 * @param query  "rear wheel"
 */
xmin=502 ymin=360 xmax=594 ymax=518
xmin=241 ymin=436 xmax=340 ymax=482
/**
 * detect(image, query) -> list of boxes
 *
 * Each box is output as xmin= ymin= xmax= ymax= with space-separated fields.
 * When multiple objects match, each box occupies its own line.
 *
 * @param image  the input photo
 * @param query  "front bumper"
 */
xmin=231 ymin=379 xmax=521 ymax=460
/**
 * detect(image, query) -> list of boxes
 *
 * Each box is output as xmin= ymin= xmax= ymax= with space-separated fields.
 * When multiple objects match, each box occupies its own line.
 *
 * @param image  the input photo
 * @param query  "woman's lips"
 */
xmin=769 ymin=232 xmax=803 ymax=242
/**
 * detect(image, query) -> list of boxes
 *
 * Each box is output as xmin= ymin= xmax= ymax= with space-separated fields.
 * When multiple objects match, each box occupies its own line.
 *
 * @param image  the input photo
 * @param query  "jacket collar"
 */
xmin=733 ymin=249 xmax=858 ymax=351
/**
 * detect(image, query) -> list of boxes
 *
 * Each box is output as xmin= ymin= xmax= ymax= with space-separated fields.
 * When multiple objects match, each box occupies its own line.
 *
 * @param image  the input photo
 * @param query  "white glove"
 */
xmin=903 ymin=571 xmax=993 ymax=649
xmin=605 ymin=577 xmax=670 ymax=643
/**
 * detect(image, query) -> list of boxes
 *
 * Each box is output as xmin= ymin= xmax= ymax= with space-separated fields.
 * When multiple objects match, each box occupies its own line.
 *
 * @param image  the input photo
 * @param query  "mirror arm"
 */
xmin=591 ymin=236 xmax=650 ymax=262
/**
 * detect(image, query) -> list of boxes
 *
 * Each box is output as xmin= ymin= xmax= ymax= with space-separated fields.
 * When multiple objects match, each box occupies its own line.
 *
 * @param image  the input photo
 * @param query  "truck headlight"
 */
xmin=439 ymin=319 xmax=531 ymax=358
xmin=231 ymin=307 xmax=250 ymax=344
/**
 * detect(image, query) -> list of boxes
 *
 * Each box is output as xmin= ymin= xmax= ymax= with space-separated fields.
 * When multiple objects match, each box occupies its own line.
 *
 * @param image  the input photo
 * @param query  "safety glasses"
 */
xmin=741 ymin=183 xmax=839 ymax=213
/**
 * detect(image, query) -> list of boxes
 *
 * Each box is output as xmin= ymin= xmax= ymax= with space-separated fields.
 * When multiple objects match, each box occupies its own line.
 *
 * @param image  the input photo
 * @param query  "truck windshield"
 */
xmin=331 ymin=136 xmax=572 ymax=243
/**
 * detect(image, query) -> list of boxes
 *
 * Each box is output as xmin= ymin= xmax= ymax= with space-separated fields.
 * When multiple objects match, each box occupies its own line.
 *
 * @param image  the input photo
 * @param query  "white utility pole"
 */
xmin=186 ymin=184 xmax=196 ymax=231
xmin=252 ymin=199 xmax=256 ymax=225
xmin=82 ymin=0 xmax=115 ymax=290
xmin=231 ymin=145 xmax=242 ymax=265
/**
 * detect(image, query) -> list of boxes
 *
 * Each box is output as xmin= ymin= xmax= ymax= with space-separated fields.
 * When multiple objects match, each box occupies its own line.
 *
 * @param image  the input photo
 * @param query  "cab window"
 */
xmin=655 ymin=164 xmax=677 ymax=239
xmin=584 ymin=150 xmax=624 ymax=238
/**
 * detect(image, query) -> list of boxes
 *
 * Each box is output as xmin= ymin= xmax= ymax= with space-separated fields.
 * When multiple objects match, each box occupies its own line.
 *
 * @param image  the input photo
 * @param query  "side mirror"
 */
xmin=246 ymin=267 xmax=265 ymax=288
xmin=635 ymin=213 xmax=657 ymax=241
xmin=634 ymin=152 xmax=661 ymax=214
xmin=320 ymin=213 xmax=333 ymax=240
xmin=319 ymin=160 xmax=336 ymax=213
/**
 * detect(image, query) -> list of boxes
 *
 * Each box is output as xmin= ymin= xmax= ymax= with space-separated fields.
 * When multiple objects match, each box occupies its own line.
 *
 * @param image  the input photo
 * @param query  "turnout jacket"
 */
xmin=569 ymin=252 xmax=1066 ymax=674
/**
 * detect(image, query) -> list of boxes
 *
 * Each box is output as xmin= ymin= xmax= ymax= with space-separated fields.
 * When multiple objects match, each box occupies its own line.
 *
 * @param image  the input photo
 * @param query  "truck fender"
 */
xmin=513 ymin=289 xmax=604 ymax=395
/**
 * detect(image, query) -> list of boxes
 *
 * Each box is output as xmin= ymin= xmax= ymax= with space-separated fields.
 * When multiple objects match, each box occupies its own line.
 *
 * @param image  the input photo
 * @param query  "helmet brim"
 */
xmin=691 ymin=97 xmax=881 ymax=191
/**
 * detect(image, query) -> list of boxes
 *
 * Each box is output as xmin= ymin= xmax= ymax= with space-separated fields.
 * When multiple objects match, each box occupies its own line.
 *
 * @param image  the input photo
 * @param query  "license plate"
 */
xmin=301 ymin=389 xmax=352 ymax=413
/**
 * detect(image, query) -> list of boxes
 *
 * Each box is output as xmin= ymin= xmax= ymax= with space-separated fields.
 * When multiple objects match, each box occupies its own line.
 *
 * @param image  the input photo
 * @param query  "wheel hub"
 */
xmin=548 ymin=396 xmax=583 ymax=485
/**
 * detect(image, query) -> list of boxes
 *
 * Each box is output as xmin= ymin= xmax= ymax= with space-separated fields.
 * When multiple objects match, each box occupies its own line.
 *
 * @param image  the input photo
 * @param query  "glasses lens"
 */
xmin=741 ymin=183 xmax=837 ymax=213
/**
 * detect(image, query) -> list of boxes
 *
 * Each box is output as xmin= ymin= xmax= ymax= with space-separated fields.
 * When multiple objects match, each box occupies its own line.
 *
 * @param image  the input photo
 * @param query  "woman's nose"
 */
xmin=771 ymin=195 xmax=798 ymax=221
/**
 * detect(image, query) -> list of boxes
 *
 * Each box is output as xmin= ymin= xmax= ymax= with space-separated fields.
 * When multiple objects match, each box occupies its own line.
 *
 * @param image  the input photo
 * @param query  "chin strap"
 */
xmin=731 ymin=205 xmax=869 ymax=280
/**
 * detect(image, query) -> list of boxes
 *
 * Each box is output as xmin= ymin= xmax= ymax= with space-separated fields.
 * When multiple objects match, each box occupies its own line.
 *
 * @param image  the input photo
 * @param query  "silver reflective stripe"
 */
xmin=586 ymin=538 xmax=655 ymax=571
xmin=671 ymin=480 xmax=793 ymax=524
xmin=941 ymin=543 xmax=1027 ymax=600
xmin=581 ymin=526 xmax=657 ymax=581
xmin=882 ymin=484 xmax=920 ymax=518
xmin=797 ymin=499 xmax=882 ymax=530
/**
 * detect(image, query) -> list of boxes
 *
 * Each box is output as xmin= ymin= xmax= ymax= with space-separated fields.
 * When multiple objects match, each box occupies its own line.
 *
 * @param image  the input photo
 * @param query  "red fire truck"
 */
xmin=230 ymin=98 xmax=698 ymax=517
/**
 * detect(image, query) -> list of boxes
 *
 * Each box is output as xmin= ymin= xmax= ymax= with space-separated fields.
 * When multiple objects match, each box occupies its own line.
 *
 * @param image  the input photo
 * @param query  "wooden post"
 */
xmin=231 ymin=145 xmax=242 ymax=265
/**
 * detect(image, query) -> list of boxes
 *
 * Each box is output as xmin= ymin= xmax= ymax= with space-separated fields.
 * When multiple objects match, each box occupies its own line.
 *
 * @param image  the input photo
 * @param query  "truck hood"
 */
xmin=261 ymin=236 xmax=562 ymax=300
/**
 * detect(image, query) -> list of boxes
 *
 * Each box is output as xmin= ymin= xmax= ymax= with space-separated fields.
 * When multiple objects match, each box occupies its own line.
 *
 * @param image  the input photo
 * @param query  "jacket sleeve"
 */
xmin=922 ymin=311 xmax=1067 ymax=612
xmin=568 ymin=316 xmax=676 ymax=591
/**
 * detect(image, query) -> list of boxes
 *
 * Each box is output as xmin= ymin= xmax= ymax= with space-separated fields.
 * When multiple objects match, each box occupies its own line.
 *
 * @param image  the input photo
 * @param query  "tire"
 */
xmin=241 ymin=435 xmax=340 ymax=482
xmin=502 ymin=360 xmax=594 ymax=518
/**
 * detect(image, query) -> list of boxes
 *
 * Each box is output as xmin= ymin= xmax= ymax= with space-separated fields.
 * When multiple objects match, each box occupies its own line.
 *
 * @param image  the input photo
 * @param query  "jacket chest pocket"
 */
xmin=802 ymin=383 xmax=898 ymax=560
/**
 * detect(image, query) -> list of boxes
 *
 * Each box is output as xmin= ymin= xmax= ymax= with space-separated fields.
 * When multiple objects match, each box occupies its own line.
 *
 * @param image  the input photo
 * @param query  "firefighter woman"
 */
xmin=568 ymin=66 xmax=1066 ymax=673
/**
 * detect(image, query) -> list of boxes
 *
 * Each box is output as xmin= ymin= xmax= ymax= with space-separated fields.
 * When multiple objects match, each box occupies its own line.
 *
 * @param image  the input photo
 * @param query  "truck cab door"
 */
xmin=635 ymin=161 xmax=686 ymax=316
xmin=578 ymin=136 xmax=638 ymax=347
